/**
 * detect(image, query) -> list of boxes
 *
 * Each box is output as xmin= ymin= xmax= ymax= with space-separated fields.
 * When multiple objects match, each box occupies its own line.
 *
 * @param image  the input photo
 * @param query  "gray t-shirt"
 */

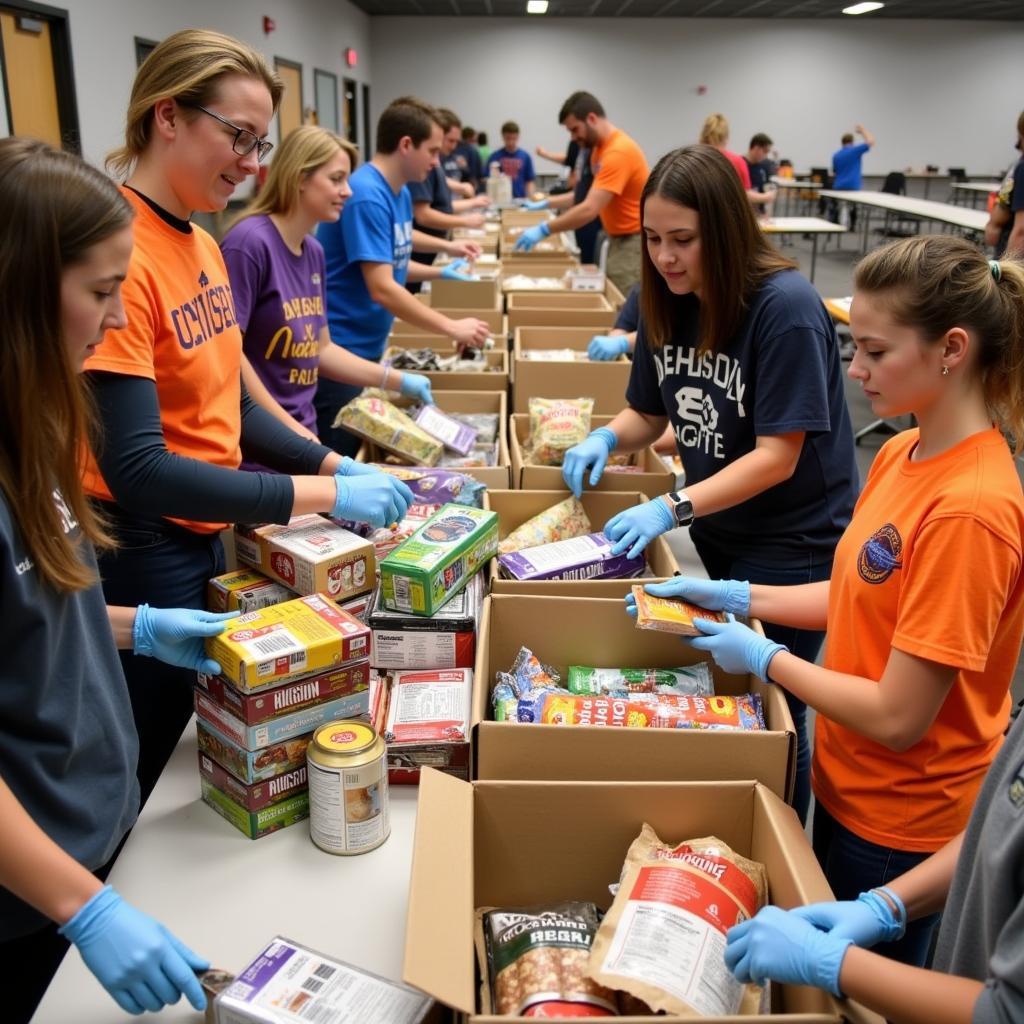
xmin=933 ymin=709 xmax=1024 ymax=1023
xmin=0 ymin=490 xmax=139 ymax=938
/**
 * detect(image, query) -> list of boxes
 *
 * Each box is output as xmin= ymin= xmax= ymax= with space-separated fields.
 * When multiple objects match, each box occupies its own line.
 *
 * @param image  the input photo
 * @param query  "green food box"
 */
xmin=380 ymin=504 xmax=498 ymax=616
xmin=200 ymin=777 xmax=310 ymax=840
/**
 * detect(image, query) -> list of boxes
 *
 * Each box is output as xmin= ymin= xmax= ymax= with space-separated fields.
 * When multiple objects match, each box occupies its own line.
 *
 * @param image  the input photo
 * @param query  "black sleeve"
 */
xmin=624 ymin=321 xmax=669 ymax=417
xmin=88 ymin=372 xmax=296 ymax=525
xmin=238 ymin=386 xmax=333 ymax=475
xmin=614 ymin=285 xmax=641 ymax=333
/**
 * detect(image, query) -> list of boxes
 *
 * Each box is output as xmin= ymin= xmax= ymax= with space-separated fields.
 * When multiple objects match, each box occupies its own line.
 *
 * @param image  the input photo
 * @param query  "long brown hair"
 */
xmin=0 ymin=138 xmax=133 ymax=591
xmin=855 ymin=236 xmax=1024 ymax=452
xmin=640 ymin=144 xmax=796 ymax=351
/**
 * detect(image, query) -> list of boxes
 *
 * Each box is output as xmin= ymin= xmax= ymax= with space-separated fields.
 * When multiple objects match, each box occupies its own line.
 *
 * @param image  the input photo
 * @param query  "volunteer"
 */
xmin=673 ymin=237 xmax=1024 ymax=966
xmin=220 ymin=125 xmax=434 ymax=462
xmin=724 ymin=705 xmax=1024 ymax=1024
xmin=565 ymin=144 xmax=858 ymax=825
xmin=0 ymin=137 xmax=225 ymax=1022
xmin=84 ymin=30 xmax=413 ymax=805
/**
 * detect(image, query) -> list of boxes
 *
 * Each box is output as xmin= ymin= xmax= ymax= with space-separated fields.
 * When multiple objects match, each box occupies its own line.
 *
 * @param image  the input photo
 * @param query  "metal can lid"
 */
xmin=312 ymin=720 xmax=377 ymax=756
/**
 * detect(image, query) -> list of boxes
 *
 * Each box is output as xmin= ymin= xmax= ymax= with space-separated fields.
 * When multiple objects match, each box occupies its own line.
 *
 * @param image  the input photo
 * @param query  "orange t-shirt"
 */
xmin=590 ymin=129 xmax=648 ymax=237
xmin=81 ymin=190 xmax=243 ymax=534
xmin=720 ymin=148 xmax=752 ymax=189
xmin=813 ymin=427 xmax=1024 ymax=852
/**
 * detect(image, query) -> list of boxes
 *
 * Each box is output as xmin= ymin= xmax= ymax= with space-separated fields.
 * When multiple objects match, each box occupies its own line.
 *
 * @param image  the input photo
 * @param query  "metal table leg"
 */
xmin=809 ymin=234 xmax=819 ymax=283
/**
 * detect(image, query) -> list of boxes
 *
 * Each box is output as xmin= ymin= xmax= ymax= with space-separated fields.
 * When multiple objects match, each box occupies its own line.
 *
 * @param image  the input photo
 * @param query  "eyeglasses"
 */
xmin=191 ymin=104 xmax=274 ymax=163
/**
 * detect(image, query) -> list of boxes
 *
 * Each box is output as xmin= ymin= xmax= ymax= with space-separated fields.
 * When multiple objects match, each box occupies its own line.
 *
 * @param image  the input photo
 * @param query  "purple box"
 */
xmin=498 ymin=532 xmax=645 ymax=582
xmin=414 ymin=405 xmax=478 ymax=455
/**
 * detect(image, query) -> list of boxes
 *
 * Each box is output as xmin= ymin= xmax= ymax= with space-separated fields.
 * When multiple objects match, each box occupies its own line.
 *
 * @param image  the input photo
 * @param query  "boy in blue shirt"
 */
xmin=485 ymin=120 xmax=536 ymax=199
xmin=831 ymin=123 xmax=875 ymax=191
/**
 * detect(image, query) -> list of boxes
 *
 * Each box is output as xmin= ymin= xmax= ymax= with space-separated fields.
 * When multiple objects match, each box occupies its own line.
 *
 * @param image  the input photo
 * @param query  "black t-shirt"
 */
xmin=452 ymin=142 xmax=482 ymax=184
xmin=626 ymin=270 xmax=858 ymax=563
xmin=745 ymin=157 xmax=770 ymax=192
xmin=408 ymin=164 xmax=453 ymax=240
xmin=615 ymin=284 xmax=641 ymax=333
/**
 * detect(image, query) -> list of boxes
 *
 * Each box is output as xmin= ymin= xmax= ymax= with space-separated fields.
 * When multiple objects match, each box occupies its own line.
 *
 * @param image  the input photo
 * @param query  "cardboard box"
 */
xmin=234 ymin=515 xmax=375 ymax=601
xmin=429 ymin=273 xmax=501 ymax=310
xmin=404 ymin=771 xmax=883 ymax=1023
xmin=484 ymin=490 xmax=679 ymax=591
xmin=384 ymin=337 xmax=509 ymax=393
xmin=566 ymin=264 xmax=606 ymax=291
xmin=604 ymin=278 xmax=627 ymax=310
xmin=207 ymin=569 xmax=295 ymax=613
xmin=472 ymin=594 xmax=796 ymax=802
xmin=196 ymin=718 xmax=312 ymax=785
xmin=198 ymin=751 xmax=308 ymax=812
xmin=499 ymin=208 xmax=550 ymax=227
xmin=512 ymin=326 xmax=630 ymax=414
xmin=506 ymin=292 xmax=616 ymax=331
xmin=510 ymin=414 xmax=675 ymax=498
xmin=391 ymin=293 xmax=506 ymax=336
xmin=200 ymin=778 xmax=309 ymax=840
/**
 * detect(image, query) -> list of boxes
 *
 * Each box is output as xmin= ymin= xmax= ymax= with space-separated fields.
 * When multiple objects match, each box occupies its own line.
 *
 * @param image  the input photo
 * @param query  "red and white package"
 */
xmin=384 ymin=668 xmax=472 ymax=745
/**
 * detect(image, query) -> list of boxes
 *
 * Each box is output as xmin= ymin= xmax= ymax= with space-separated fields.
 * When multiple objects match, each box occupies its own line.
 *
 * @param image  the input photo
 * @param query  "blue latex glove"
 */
xmin=59 ymin=886 xmax=208 ymax=1015
xmin=514 ymin=222 xmax=551 ymax=252
xmin=523 ymin=198 xmax=549 ymax=211
xmin=440 ymin=257 xmax=478 ymax=282
xmin=791 ymin=890 xmax=906 ymax=947
xmin=132 ymin=605 xmax=238 ymax=675
xmin=625 ymin=577 xmax=751 ymax=618
xmin=725 ymin=906 xmax=853 ymax=997
xmin=336 ymin=455 xmax=385 ymax=477
xmin=398 ymin=371 xmax=434 ymax=405
xmin=688 ymin=613 xmax=788 ymax=681
xmin=604 ymin=499 xmax=675 ymax=560
xmin=333 ymin=471 xmax=410 ymax=527
xmin=561 ymin=427 xmax=617 ymax=498
xmin=587 ymin=335 xmax=630 ymax=361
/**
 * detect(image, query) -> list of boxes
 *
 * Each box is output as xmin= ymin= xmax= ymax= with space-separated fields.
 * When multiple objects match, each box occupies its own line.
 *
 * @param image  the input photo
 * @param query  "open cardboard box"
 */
xmin=430 ymin=273 xmax=502 ymax=310
xmin=357 ymin=389 xmax=511 ymax=489
xmin=472 ymin=593 xmax=796 ymax=802
xmin=405 ymin=771 xmax=882 ymax=1023
xmin=510 ymin=414 xmax=675 ymax=498
xmin=499 ymin=208 xmax=550 ymax=227
xmin=604 ymin=277 xmax=627 ymax=310
xmin=512 ymin=326 xmax=629 ymax=414
xmin=389 ymin=314 xmax=509 ymax=344
xmin=383 ymin=337 xmax=509 ymax=393
xmin=483 ymin=489 xmax=679 ymax=590
xmin=392 ymin=292 xmax=506 ymax=336
xmin=506 ymin=291 xmax=616 ymax=331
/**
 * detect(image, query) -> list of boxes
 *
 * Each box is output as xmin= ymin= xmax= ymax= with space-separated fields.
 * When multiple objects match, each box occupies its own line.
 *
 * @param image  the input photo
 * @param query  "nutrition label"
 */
xmin=307 ymin=760 xmax=389 ymax=855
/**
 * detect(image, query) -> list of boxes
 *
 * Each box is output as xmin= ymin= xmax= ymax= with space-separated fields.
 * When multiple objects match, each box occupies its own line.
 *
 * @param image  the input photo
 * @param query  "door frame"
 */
xmin=313 ymin=67 xmax=338 ymax=133
xmin=0 ymin=0 xmax=80 ymax=152
xmin=274 ymin=56 xmax=303 ymax=140
xmin=361 ymin=83 xmax=370 ymax=161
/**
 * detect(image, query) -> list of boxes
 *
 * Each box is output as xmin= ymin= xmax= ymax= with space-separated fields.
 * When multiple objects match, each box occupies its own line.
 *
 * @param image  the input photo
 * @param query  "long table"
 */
xmin=950 ymin=181 xmax=1001 ymax=207
xmin=760 ymin=216 xmax=847 ymax=282
xmin=33 ymin=725 xmax=421 ymax=1023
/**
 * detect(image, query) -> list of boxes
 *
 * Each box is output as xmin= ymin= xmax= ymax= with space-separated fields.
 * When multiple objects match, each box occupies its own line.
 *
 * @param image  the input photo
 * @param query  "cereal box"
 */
xmin=205 ymin=593 xmax=370 ymax=690
xmin=631 ymin=585 xmax=728 ymax=637
xmin=207 ymin=569 xmax=295 ymax=613
xmin=498 ymin=533 xmax=645 ymax=582
xmin=198 ymin=751 xmax=308 ymax=812
xmin=200 ymin=777 xmax=309 ymax=840
xmin=380 ymin=504 xmax=498 ymax=616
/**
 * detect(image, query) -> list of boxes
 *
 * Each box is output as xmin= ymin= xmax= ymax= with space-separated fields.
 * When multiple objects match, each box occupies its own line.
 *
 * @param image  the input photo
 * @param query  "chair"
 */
xmin=809 ymin=166 xmax=833 ymax=217
xmin=877 ymin=172 xmax=918 ymax=238
xmin=946 ymin=167 xmax=967 ymax=204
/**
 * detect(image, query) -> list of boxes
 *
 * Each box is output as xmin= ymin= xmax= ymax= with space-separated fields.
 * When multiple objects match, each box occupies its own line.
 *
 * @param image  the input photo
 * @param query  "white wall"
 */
xmin=370 ymin=16 xmax=1024 ymax=177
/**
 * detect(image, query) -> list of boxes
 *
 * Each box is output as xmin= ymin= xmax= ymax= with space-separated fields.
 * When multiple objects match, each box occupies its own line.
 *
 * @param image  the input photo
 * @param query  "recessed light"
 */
xmin=527 ymin=0 xmax=549 ymax=12
xmin=842 ymin=2 xmax=884 ymax=13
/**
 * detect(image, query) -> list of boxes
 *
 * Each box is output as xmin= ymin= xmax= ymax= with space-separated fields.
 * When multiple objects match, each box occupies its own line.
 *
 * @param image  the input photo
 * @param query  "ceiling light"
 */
xmin=527 ymin=0 xmax=549 ymax=12
xmin=842 ymin=2 xmax=884 ymax=13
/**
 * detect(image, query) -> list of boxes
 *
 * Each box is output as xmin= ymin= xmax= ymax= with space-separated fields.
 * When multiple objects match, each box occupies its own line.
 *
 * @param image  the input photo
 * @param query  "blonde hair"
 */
xmin=855 ymin=236 xmax=1024 ymax=451
xmin=699 ymin=113 xmax=729 ymax=147
xmin=231 ymin=126 xmax=357 ymax=226
xmin=107 ymin=29 xmax=283 ymax=178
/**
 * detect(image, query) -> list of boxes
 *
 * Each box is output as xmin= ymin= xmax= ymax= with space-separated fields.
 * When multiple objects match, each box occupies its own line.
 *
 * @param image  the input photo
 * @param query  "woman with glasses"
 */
xmin=82 ymin=29 xmax=412 ymax=806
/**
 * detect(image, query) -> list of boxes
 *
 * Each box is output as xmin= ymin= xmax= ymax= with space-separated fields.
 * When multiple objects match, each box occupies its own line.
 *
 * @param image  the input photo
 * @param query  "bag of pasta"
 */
xmin=498 ymin=496 xmax=592 ymax=555
xmin=334 ymin=394 xmax=443 ymax=466
xmin=525 ymin=398 xmax=593 ymax=466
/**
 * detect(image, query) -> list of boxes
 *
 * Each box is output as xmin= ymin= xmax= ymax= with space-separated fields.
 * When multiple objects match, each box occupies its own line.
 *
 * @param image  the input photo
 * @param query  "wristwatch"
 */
xmin=665 ymin=491 xmax=694 ymax=527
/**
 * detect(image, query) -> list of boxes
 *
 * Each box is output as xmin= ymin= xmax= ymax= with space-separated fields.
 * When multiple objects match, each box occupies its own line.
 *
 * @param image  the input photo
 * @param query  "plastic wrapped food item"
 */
xmin=501 ymin=274 xmax=566 ymax=291
xmin=335 ymin=395 xmax=443 ymax=466
xmin=498 ymin=533 xmax=644 ymax=582
xmin=370 ymin=465 xmax=486 ymax=508
xmin=491 ymin=675 xmax=519 ymax=722
xmin=525 ymin=397 xmax=594 ymax=467
xmin=498 ymin=496 xmax=592 ymax=555
xmin=510 ymin=645 xmax=561 ymax=696
xmin=566 ymin=664 xmax=714 ymax=698
xmin=384 ymin=347 xmax=494 ymax=373
xmin=364 ymin=503 xmax=442 ymax=558
xmin=448 ymin=412 xmax=499 ymax=443
xmin=520 ymin=349 xmax=587 ymax=362
xmin=437 ymin=443 xmax=498 ymax=469
xmin=516 ymin=691 xmax=765 ymax=730
xmin=414 ymin=405 xmax=478 ymax=455
xmin=631 ymin=584 xmax=728 ymax=636
xmin=589 ymin=827 xmax=767 ymax=1017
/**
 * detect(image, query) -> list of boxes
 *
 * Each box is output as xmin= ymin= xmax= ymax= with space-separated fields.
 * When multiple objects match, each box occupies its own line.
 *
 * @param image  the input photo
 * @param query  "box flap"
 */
xmin=403 ymin=768 xmax=476 ymax=1014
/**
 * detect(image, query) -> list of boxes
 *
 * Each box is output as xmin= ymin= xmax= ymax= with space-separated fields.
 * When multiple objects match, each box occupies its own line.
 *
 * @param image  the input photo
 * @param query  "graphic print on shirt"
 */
xmin=267 ymin=290 xmax=325 ymax=387
xmin=654 ymin=345 xmax=746 ymax=460
xmin=15 ymin=490 xmax=79 ymax=578
xmin=171 ymin=269 xmax=238 ymax=350
xmin=857 ymin=523 xmax=904 ymax=584
xmin=393 ymin=221 xmax=412 ymax=272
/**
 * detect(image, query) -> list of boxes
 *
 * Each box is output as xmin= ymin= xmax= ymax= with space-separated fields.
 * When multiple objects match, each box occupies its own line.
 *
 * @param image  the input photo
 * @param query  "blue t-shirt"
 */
xmin=831 ymin=142 xmax=871 ymax=190
xmin=408 ymin=164 xmax=453 ymax=240
xmin=626 ymin=270 xmax=858 ymax=563
xmin=317 ymin=162 xmax=413 ymax=360
xmin=486 ymin=147 xmax=535 ymax=198
xmin=615 ymin=284 xmax=641 ymax=333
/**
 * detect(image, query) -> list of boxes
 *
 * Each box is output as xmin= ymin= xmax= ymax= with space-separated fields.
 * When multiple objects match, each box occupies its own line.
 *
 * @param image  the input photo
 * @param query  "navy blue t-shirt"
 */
xmin=626 ymin=270 xmax=857 ymax=563
xmin=452 ymin=142 xmax=483 ymax=185
xmin=615 ymin=284 xmax=641 ymax=333
xmin=745 ymin=158 xmax=770 ymax=192
xmin=996 ymin=157 xmax=1024 ymax=258
xmin=409 ymin=164 xmax=453 ymax=240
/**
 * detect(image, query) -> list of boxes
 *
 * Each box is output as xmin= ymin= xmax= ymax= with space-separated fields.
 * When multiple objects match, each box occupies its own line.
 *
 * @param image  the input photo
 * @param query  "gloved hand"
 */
xmin=514 ymin=222 xmax=551 ymax=251
xmin=604 ymin=499 xmax=675 ymax=559
xmin=688 ymin=613 xmax=787 ymax=681
xmin=587 ymin=335 xmax=630 ymax=361
xmin=399 ymin=372 xmax=434 ymax=405
xmin=132 ymin=605 xmax=239 ymax=675
xmin=440 ymin=257 xmax=479 ymax=282
xmin=333 ymin=471 xmax=410 ymax=528
xmin=336 ymin=455 xmax=386 ymax=477
xmin=523 ymin=198 xmax=549 ymax=211
xmin=59 ymin=886 xmax=208 ymax=1015
xmin=791 ymin=890 xmax=906 ymax=947
xmin=725 ymin=906 xmax=853 ymax=997
xmin=562 ymin=427 xmax=617 ymax=498
xmin=625 ymin=577 xmax=751 ymax=617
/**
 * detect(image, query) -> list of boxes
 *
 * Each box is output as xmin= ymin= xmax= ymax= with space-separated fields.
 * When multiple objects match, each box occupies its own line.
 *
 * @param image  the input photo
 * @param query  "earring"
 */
xmin=941 ymin=365 xmax=950 ymax=377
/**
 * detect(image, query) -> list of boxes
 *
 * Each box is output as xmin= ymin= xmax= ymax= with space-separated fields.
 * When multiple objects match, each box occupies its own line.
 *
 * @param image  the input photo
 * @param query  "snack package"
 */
xmin=631 ymin=584 xmax=728 ymax=637
xmin=509 ymin=645 xmax=561 ymax=696
xmin=364 ymin=503 xmax=442 ymax=559
xmin=334 ymin=395 xmax=443 ymax=465
xmin=491 ymin=675 xmax=519 ymax=722
xmin=516 ymin=691 xmax=766 ymax=730
xmin=449 ymin=412 xmax=499 ymax=443
xmin=589 ymin=826 xmax=768 ymax=1017
xmin=524 ymin=397 xmax=593 ymax=466
xmin=566 ymin=664 xmax=714 ymax=698
xmin=521 ymin=349 xmax=586 ymax=362
xmin=437 ymin=445 xmax=497 ymax=469
xmin=478 ymin=903 xmax=617 ymax=1017
xmin=498 ymin=533 xmax=644 ymax=583
xmin=497 ymin=496 xmax=591 ymax=555
xmin=414 ymin=404 xmax=479 ymax=455
xmin=369 ymin=465 xmax=486 ymax=508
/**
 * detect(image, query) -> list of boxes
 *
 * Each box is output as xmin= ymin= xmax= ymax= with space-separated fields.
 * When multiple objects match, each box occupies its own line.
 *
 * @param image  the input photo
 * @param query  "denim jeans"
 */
xmin=314 ymin=376 xmax=365 ymax=458
xmin=812 ymin=803 xmax=940 ymax=967
xmin=96 ymin=506 xmax=225 ymax=807
xmin=691 ymin=534 xmax=832 ymax=826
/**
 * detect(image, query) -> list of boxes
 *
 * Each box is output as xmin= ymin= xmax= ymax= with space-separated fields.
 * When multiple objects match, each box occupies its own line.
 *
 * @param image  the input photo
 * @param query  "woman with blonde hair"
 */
xmin=84 ymin=29 xmax=411 ymax=805
xmin=221 ymin=125 xmax=433 ymax=462
xmin=698 ymin=112 xmax=751 ymax=188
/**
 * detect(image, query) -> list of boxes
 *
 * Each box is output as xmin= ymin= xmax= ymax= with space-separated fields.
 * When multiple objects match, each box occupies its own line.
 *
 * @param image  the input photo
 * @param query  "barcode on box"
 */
xmin=301 ymin=977 xmax=324 ymax=994
xmin=313 ymin=963 xmax=336 ymax=980
xmin=252 ymin=633 xmax=300 ymax=656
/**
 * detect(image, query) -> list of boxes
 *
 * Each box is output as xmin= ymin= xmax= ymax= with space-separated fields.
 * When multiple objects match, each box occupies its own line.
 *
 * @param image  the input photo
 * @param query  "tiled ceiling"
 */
xmin=354 ymin=0 xmax=1022 ymax=18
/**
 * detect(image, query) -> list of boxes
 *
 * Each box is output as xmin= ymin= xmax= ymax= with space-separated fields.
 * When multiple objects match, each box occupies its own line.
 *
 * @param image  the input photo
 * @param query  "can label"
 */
xmin=307 ymin=741 xmax=389 ymax=855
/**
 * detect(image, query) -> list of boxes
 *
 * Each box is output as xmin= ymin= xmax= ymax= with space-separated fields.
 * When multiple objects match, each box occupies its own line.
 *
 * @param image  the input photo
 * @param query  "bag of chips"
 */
xmin=524 ymin=398 xmax=593 ymax=467
xmin=369 ymin=465 xmax=486 ymax=508
xmin=334 ymin=395 xmax=443 ymax=466
xmin=566 ymin=664 xmax=714 ymax=698
xmin=498 ymin=496 xmax=592 ymax=555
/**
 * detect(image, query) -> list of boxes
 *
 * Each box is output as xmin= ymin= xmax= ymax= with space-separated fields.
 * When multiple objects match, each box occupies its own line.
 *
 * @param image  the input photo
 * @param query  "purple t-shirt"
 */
xmin=221 ymin=214 xmax=328 ymax=437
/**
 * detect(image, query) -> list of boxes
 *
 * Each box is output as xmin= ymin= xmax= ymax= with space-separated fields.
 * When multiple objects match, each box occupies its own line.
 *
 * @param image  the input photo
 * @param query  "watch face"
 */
xmin=670 ymin=493 xmax=693 ymax=526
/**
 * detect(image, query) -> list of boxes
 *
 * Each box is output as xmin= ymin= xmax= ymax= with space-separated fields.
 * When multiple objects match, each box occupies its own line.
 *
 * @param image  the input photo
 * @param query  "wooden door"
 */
xmin=274 ymin=58 xmax=302 ymax=144
xmin=1 ymin=10 xmax=61 ymax=147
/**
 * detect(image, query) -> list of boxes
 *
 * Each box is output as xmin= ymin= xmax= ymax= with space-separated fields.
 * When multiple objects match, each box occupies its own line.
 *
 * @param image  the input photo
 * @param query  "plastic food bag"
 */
xmin=631 ymin=585 xmax=728 ymax=637
xmin=334 ymin=395 xmax=443 ymax=466
xmin=369 ymin=465 xmax=486 ymax=507
xmin=525 ymin=397 xmax=594 ymax=467
xmin=566 ymin=664 xmax=714 ymax=698
xmin=498 ymin=496 xmax=592 ymax=555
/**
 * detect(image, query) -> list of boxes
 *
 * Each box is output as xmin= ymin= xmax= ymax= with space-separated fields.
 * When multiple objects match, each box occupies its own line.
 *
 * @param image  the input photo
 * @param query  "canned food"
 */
xmin=307 ymin=720 xmax=389 ymax=855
